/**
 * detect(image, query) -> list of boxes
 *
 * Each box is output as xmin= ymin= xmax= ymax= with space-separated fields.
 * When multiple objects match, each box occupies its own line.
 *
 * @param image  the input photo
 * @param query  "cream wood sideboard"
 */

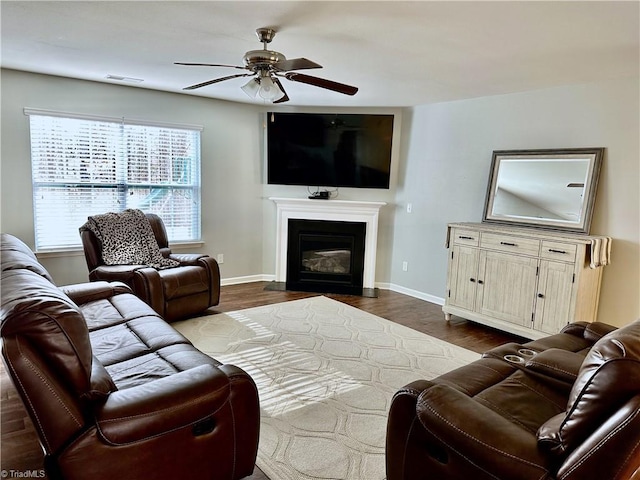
xmin=443 ymin=222 xmax=610 ymax=340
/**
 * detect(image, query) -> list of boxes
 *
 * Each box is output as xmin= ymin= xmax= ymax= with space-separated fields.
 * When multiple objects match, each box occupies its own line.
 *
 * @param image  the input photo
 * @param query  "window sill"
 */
xmin=35 ymin=241 xmax=205 ymax=259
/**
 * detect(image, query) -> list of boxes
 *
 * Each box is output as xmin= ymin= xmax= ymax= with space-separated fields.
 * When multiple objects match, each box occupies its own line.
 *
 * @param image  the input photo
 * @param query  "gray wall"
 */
xmin=2 ymin=69 xmax=638 ymax=327
xmin=0 ymin=69 xmax=401 ymax=287
xmin=1 ymin=69 xmax=265 ymax=285
xmin=391 ymin=77 xmax=639 ymax=327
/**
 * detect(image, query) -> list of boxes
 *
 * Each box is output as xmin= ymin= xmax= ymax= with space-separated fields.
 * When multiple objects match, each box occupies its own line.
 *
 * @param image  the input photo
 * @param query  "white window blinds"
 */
xmin=27 ymin=110 xmax=202 ymax=250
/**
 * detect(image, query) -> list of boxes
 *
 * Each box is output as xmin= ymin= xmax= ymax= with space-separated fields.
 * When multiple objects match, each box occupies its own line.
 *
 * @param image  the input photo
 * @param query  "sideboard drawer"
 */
xmin=480 ymin=232 xmax=540 ymax=256
xmin=451 ymin=228 xmax=479 ymax=246
xmin=540 ymin=241 xmax=578 ymax=263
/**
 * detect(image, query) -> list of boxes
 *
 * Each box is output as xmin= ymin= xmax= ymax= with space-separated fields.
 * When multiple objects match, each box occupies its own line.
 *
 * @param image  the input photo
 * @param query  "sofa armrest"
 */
xmin=583 ymin=321 xmax=618 ymax=343
xmin=416 ymin=384 xmax=552 ymax=479
xmin=386 ymin=380 xmax=436 ymax=479
xmin=168 ymin=253 xmax=210 ymax=266
xmin=96 ymin=364 xmax=230 ymax=445
xmin=525 ymin=348 xmax=584 ymax=383
xmin=561 ymin=321 xmax=617 ymax=343
xmin=61 ymin=281 xmax=132 ymax=305
xmin=131 ymin=267 xmax=164 ymax=315
xmin=168 ymin=255 xmax=221 ymax=306
xmin=560 ymin=321 xmax=591 ymax=337
xmin=88 ymin=264 xmax=146 ymax=283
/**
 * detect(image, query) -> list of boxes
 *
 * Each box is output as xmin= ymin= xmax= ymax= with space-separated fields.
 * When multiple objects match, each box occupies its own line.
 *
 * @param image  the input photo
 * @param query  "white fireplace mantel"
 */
xmin=270 ymin=197 xmax=386 ymax=289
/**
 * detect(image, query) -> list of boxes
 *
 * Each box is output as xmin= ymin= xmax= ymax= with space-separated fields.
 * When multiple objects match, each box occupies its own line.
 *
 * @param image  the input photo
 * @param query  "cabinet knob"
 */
xmin=537 ymin=293 xmax=544 ymax=298
xmin=478 ymin=280 xmax=484 ymax=285
xmin=470 ymin=278 xmax=476 ymax=283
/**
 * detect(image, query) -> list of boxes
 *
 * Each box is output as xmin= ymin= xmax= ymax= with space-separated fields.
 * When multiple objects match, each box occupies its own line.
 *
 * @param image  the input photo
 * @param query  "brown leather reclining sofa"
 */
xmin=386 ymin=319 xmax=640 ymax=480
xmin=0 ymin=233 xmax=260 ymax=480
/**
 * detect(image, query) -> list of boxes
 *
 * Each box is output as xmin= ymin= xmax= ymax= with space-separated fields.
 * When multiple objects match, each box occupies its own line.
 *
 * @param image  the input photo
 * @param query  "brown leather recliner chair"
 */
xmin=1 ymin=233 xmax=259 ymax=480
xmin=386 ymin=320 xmax=640 ymax=480
xmin=80 ymin=213 xmax=220 ymax=322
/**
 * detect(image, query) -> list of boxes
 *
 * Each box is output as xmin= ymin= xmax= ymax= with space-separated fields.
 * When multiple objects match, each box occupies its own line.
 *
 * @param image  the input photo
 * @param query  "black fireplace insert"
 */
xmin=286 ymin=219 xmax=366 ymax=295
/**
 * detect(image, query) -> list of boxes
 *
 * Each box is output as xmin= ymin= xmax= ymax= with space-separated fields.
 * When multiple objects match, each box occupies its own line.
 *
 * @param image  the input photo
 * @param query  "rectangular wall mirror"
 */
xmin=483 ymin=148 xmax=604 ymax=234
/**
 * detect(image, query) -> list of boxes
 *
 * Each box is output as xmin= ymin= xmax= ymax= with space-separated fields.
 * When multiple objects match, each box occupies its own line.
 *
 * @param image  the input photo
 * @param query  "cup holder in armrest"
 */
xmin=517 ymin=348 xmax=537 ymax=357
xmin=504 ymin=354 xmax=525 ymax=364
xmin=483 ymin=343 xmax=539 ymax=365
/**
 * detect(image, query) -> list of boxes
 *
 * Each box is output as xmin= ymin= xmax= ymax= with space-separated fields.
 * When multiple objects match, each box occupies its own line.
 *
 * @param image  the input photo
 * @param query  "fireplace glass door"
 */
xmin=286 ymin=220 xmax=365 ymax=295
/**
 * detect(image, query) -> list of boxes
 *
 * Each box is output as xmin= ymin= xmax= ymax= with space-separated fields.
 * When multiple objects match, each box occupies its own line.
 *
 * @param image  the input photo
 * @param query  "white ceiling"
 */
xmin=1 ymin=1 xmax=638 ymax=107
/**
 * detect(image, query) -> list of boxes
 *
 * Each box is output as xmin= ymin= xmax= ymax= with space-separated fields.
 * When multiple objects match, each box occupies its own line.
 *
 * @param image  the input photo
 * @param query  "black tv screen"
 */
xmin=267 ymin=113 xmax=394 ymax=189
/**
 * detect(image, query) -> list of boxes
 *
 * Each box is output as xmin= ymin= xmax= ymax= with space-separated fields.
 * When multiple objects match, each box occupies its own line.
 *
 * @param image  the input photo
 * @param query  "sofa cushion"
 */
xmin=103 ymin=344 xmax=222 ymax=390
xmin=537 ymin=319 xmax=640 ymax=455
xmin=89 ymin=316 xmax=192 ymax=366
xmin=76 ymin=288 xmax=220 ymax=391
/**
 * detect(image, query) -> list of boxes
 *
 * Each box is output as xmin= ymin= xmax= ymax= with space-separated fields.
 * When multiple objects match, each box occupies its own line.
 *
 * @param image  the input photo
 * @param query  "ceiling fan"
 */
xmin=175 ymin=28 xmax=358 ymax=103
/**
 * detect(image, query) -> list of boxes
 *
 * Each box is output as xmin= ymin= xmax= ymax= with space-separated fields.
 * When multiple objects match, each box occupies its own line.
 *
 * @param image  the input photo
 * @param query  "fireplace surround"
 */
xmin=270 ymin=197 xmax=386 ymax=294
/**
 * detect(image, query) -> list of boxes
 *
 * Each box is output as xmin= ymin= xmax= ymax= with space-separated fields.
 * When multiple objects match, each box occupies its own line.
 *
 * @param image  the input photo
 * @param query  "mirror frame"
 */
xmin=482 ymin=148 xmax=604 ymax=234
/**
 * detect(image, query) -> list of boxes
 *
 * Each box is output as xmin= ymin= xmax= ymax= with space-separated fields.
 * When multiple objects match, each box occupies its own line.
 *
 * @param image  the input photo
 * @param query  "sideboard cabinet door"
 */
xmin=447 ymin=245 xmax=479 ymax=312
xmin=535 ymin=260 xmax=575 ymax=335
xmin=476 ymin=250 xmax=538 ymax=328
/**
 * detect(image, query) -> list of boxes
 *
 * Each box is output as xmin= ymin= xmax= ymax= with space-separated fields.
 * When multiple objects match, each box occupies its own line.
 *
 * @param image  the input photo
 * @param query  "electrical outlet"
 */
xmin=402 ymin=261 xmax=408 ymax=271
xmin=217 ymin=254 xmax=224 ymax=264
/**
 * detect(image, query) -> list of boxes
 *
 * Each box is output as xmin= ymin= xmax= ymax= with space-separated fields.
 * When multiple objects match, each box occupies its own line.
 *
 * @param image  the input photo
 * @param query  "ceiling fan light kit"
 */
xmin=257 ymin=76 xmax=284 ymax=101
xmin=176 ymin=28 xmax=358 ymax=103
xmin=241 ymin=75 xmax=285 ymax=102
xmin=240 ymin=78 xmax=260 ymax=98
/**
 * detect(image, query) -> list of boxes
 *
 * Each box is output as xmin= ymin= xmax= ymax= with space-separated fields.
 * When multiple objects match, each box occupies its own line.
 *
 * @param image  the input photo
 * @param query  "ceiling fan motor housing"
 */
xmin=244 ymin=49 xmax=285 ymax=68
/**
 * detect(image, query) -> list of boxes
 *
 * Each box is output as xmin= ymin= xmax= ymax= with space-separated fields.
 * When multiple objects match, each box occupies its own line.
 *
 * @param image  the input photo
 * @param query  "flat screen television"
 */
xmin=266 ymin=112 xmax=394 ymax=189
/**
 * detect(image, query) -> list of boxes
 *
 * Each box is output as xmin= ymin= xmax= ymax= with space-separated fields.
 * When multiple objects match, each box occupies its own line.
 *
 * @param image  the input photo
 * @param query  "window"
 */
xmin=26 ymin=109 xmax=202 ymax=250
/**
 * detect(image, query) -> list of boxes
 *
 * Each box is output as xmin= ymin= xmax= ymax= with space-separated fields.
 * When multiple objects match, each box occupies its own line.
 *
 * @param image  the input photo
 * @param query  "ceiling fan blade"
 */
xmin=183 ymin=73 xmax=253 ymax=91
xmin=272 ymin=77 xmax=290 ymax=104
xmin=284 ymin=73 xmax=358 ymax=96
xmin=175 ymin=62 xmax=247 ymax=70
xmin=273 ymin=58 xmax=322 ymax=72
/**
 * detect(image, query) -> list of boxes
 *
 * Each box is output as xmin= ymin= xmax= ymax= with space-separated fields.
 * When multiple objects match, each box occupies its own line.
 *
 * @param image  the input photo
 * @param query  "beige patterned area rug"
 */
xmin=173 ymin=296 xmax=480 ymax=480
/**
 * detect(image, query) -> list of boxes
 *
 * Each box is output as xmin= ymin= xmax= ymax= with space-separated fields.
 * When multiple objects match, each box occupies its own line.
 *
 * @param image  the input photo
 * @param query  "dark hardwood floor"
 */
xmin=1 ymin=282 xmax=524 ymax=479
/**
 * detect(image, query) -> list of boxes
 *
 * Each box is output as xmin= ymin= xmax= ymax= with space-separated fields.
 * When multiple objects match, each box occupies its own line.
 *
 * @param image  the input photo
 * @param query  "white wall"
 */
xmin=392 ymin=76 xmax=640 ymax=327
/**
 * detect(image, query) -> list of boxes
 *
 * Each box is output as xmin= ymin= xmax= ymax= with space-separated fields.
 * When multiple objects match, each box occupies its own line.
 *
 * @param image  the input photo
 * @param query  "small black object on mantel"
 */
xmin=308 ymin=191 xmax=330 ymax=200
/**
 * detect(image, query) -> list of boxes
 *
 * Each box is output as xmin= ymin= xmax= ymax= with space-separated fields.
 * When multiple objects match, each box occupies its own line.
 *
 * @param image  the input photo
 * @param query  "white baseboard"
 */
xmin=221 ymin=274 xmax=275 ymax=286
xmin=385 ymin=283 xmax=445 ymax=306
xmin=220 ymin=275 xmax=444 ymax=307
